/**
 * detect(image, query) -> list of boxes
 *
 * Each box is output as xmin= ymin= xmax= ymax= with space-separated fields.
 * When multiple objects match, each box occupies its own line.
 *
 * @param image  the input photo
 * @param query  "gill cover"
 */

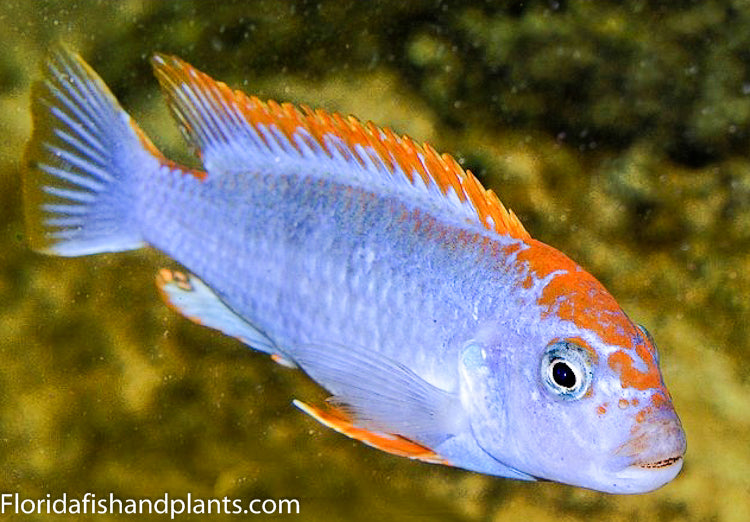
xmin=459 ymin=342 xmax=510 ymax=455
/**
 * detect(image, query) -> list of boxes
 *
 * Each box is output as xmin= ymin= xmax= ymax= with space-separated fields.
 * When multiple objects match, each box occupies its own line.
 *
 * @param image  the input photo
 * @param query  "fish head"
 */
xmin=458 ymin=241 xmax=686 ymax=493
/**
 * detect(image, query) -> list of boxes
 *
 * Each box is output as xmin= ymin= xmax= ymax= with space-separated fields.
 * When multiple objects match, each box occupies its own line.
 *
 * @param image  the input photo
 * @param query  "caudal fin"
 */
xmin=23 ymin=46 xmax=161 ymax=256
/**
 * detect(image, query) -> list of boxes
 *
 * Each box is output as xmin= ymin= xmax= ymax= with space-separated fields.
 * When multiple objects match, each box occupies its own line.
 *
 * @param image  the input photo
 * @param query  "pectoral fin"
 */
xmin=293 ymin=399 xmax=448 ymax=465
xmin=288 ymin=340 xmax=463 ymax=447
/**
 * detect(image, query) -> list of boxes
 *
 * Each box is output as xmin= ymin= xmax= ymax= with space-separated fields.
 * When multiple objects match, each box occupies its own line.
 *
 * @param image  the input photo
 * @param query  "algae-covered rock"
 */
xmin=1 ymin=1 xmax=749 ymax=521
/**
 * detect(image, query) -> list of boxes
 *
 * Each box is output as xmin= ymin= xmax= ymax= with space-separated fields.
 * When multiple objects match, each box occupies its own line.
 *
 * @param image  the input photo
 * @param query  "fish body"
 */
xmin=23 ymin=47 xmax=686 ymax=493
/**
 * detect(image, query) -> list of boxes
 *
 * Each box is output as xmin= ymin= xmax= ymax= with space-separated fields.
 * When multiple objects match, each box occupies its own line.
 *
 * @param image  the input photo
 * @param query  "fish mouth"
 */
xmin=610 ymin=404 xmax=686 ymax=492
xmin=613 ymin=454 xmax=684 ymax=492
xmin=636 ymin=455 xmax=683 ymax=470
xmin=615 ymin=402 xmax=686 ymax=460
xmin=618 ymin=454 xmax=684 ymax=474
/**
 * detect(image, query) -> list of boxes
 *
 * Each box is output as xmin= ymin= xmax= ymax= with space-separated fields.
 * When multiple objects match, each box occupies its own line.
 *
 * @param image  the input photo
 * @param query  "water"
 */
xmin=1 ymin=1 xmax=748 ymax=520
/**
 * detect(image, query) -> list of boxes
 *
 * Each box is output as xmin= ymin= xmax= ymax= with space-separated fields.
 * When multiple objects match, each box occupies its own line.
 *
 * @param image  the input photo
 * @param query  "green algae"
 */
xmin=1 ymin=1 xmax=749 ymax=521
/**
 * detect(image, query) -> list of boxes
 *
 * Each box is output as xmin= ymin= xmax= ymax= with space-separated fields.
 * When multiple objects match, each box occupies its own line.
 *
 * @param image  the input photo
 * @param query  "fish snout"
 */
xmin=621 ymin=404 xmax=686 ymax=466
xmin=611 ymin=403 xmax=686 ymax=491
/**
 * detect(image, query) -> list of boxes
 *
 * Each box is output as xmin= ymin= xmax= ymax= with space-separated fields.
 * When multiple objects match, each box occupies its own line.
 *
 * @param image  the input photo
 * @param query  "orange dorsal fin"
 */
xmin=293 ymin=400 xmax=448 ymax=465
xmin=150 ymin=54 xmax=530 ymax=240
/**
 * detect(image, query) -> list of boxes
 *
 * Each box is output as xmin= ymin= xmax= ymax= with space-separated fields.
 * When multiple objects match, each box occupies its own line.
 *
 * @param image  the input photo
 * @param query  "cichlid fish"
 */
xmin=23 ymin=46 xmax=686 ymax=494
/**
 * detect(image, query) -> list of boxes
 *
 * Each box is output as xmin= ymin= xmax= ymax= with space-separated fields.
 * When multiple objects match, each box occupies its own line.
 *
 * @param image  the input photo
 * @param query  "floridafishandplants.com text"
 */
xmin=1 ymin=493 xmax=300 ymax=518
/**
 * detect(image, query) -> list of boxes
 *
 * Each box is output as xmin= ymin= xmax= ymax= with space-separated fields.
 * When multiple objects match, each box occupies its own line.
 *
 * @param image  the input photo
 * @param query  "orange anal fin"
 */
xmin=293 ymin=399 xmax=449 ymax=465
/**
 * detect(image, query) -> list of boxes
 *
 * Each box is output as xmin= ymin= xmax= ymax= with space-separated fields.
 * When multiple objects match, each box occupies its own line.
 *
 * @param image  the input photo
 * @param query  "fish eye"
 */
xmin=540 ymin=341 xmax=593 ymax=400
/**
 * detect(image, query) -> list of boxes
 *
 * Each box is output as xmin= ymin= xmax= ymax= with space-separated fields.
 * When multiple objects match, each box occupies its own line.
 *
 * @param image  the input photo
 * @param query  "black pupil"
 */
xmin=552 ymin=361 xmax=577 ymax=389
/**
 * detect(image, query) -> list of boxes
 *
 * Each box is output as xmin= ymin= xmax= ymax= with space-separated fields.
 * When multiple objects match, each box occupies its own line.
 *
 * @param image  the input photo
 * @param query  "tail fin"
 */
xmin=23 ymin=46 xmax=161 ymax=256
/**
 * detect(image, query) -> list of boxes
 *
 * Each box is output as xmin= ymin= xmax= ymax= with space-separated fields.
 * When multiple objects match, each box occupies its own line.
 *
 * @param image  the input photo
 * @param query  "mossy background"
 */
xmin=1 ymin=1 xmax=749 ymax=520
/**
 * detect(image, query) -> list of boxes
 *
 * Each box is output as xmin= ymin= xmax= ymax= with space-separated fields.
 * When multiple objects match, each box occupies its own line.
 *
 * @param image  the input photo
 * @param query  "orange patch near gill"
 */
xmin=150 ymin=53 xmax=530 ymax=240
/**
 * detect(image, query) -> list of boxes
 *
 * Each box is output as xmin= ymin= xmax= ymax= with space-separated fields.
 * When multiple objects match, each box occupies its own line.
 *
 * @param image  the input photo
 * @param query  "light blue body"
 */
xmin=23 ymin=47 xmax=687 ymax=493
xmin=143 ymin=166 xmax=507 ymax=385
xmin=140 ymin=159 xmax=539 ymax=479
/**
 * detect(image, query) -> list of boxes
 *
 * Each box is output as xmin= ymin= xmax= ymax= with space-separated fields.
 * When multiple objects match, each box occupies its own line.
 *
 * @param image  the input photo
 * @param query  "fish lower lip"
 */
xmin=614 ymin=455 xmax=684 ymax=488
xmin=638 ymin=455 xmax=683 ymax=469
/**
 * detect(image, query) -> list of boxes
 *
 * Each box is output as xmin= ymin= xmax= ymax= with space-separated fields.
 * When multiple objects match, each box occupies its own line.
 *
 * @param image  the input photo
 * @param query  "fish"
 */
xmin=23 ymin=46 xmax=686 ymax=494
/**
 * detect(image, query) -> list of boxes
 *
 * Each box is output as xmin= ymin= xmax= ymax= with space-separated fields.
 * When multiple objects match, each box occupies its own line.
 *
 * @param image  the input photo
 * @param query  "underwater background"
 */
xmin=1 ymin=1 xmax=749 ymax=520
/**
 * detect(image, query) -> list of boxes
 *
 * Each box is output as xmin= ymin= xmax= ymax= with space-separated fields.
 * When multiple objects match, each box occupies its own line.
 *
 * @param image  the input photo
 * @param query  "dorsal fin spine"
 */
xmin=151 ymin=54 xmax=531 ymax=240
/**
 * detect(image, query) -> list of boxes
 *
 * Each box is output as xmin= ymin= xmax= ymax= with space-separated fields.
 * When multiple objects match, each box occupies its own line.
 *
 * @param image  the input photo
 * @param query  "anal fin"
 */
xmin=293 ymin=399 xmax=448 ymax=465
xmin=156 ymin=269 xmax=295 ymax=368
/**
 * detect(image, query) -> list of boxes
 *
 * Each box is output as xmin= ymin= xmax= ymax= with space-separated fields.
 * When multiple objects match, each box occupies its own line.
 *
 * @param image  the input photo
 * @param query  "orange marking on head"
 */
xmin=519 ymin=240 xmax=635 ymax=348
xmin=567 ymin=336 xmax=600 ymax=366
xmin=650 ymin=390 xmax=669 ymax=408
xmin=607 ymin=349 xmax=663 ymax=391
xmin=634 ymin=406 xmax=653 ymax=424
xmin=501 ymin=241 xmax=522 ymax=257
xmin=512 ymin=235 xmax=672 ymax=406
